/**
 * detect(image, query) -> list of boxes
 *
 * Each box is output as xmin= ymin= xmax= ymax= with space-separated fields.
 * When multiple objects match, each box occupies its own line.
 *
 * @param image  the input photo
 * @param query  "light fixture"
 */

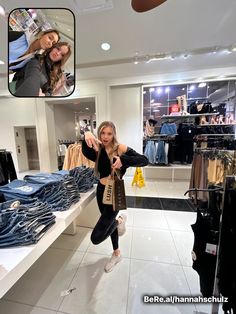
xmin=85 ymin=107 xmax=89 ymax=110
xmin=183 ymin=53 xmax=189 ymax=59
xmin=0 ymin=5 xmax=6 ymax=16
xmin=198 ymin=82 xmax=206 ymax=88
xmin=165 ymin=87 xmax=170 ymax=93
xmin=143 ymin=90 xmax=147 ymax=94
xmin=157 ymin=87 xmax=163 ymax=94
xmin=189 ymin=85 xmax=195 ymax=91
xmin=134 ymin=51 xmax=139 ymax=64
xmin=101 ymin=42 xmax=111 ymax=51
xmin=149 ymin=87 xmax=155 ymax=92
xmin=0 ymin=60 xmax=4 ymax=65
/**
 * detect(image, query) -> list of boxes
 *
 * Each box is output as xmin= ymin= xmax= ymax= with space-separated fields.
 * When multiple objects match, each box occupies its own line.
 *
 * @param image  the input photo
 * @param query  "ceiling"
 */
xmin=48 ymin=96 xmax=96 ymax=114
xmin=1 ymin=0 xmax=236 ymax=81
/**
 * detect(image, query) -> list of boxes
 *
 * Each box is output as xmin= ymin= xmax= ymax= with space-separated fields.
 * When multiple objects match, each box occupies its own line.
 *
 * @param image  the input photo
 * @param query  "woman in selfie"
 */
xmin=13 ymin=41 xmax=72 ymax=97
xmin=82 ymin=121 xmax=148 ymax=272
xmin=9 ymin=29 xmax=60 ymax=71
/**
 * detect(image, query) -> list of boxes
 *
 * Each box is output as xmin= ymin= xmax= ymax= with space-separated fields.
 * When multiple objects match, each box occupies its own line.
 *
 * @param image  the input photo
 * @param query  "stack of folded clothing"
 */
xmin=0 ymin=199 xmax=55 ymax=247
xmin=69 ymin=166 xmax=98 ymax=192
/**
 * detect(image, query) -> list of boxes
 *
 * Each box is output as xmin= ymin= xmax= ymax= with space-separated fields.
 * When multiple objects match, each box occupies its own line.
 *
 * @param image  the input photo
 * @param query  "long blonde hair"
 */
xmin=95 ymin=121 xmax=119 ymax=176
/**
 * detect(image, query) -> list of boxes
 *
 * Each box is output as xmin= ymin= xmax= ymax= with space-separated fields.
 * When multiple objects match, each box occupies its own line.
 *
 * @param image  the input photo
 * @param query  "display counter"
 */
xmin=0 ymin=187 xmax=96 ymax=298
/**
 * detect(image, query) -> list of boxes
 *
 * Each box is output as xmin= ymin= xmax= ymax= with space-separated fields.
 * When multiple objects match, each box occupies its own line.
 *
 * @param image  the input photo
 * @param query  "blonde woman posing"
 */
xmin=82 ymin=121 xmax=148 ymax=272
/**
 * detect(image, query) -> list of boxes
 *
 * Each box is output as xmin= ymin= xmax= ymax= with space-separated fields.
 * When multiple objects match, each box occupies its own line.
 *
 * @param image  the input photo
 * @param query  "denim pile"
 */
xmin=0 ymin=172 xmax=80 ymax=211
xmin=69 ymin=166 xmax=98 ymax=192
xmin=0 ymin=199 xmax=55 ymax=247
xmin=144 ymin=140 xmax=168 ymax=165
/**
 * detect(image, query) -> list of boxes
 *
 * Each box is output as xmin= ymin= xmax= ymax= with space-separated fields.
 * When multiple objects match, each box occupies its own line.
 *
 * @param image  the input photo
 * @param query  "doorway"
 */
xmin=14 ymin=126 xmax=39 ymax=171
xmin=25 ymin=127 xmax=39 ymax=170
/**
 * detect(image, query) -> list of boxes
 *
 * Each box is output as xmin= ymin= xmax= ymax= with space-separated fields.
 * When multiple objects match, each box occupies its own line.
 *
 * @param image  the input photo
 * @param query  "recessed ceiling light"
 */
xmin=0 ymin=60 xmax=5 ymax=65
xmin=101 ymin=42 xmax=111 ymax=51
xmin=0 ymin=5 xmax=5 ymax=16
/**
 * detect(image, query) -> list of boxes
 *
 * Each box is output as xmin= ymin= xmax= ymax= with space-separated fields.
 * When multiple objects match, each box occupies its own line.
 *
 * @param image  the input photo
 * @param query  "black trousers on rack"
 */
xmin=180 ymin=140 xmax=194 ymax=164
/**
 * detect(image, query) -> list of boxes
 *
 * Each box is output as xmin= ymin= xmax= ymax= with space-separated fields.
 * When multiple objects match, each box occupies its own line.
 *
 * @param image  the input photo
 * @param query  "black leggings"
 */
xmin=91 ymin=182 xmax=119 ymax=250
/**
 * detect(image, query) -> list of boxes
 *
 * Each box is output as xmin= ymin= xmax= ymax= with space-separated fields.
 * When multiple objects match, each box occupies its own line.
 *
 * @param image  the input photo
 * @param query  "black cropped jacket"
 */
xmin=82 ymin=140 xmax=148 ymax=178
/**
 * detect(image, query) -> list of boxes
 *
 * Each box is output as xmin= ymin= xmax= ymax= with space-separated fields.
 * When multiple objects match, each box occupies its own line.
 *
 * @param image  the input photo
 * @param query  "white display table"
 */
xmin=0 ymin=187 xmax=96 ymax=299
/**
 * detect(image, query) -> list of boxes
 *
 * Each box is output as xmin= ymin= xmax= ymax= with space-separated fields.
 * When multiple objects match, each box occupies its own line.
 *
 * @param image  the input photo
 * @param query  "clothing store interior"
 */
xmin=0 ymin=1 xmax=236 ymax=314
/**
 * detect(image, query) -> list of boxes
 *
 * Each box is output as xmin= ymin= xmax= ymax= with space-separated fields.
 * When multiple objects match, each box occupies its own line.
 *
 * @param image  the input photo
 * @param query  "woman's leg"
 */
xmin=91 ymin=182 xmax=119 ymax=250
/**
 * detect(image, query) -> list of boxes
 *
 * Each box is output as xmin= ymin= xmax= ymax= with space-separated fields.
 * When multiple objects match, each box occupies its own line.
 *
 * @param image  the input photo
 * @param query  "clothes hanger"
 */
xmin=131 ymin=0 xmax=167 ymax=12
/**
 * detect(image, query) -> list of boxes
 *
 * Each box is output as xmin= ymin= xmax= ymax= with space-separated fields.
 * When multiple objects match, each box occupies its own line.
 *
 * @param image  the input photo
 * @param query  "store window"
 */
xmin=143 ymin=79 xmax=236 ymax=165
xmin=143 ymin=79 xmax=236 ymax=128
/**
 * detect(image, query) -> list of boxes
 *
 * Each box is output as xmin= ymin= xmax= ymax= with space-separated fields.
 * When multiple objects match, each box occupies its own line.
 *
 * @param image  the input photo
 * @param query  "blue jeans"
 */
xmin=0 ymin=201 xmax=56 ymax=247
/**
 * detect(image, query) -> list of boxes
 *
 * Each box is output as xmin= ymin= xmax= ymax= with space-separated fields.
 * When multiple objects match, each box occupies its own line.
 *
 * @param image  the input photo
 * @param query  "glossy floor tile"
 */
xmin=4 ymin=248 xmax=85 ymax=310
xmin=127 ymin=259 xmax=196 ymax=314
xmin=59 ymin=252 xmax=129 ymax=314
xmin=1 ymin=180 xmax=216 ymax=314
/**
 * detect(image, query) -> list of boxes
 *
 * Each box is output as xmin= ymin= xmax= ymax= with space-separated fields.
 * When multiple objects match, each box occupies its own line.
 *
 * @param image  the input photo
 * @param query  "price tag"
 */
xmin=205 ymin=243 xmax=217 ymax=255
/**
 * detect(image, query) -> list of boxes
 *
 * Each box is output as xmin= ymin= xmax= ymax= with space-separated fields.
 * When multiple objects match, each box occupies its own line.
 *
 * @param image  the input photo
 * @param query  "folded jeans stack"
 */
xmin=0 ymin=199 xmax=55 ymax=248
xmin=69 ymin=166 xmax=98 ymax=192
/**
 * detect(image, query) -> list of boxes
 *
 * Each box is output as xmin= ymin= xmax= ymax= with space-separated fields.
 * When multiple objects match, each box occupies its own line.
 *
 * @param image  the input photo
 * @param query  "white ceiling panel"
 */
xmin=1 ymin=0 xmax=236 ymax=80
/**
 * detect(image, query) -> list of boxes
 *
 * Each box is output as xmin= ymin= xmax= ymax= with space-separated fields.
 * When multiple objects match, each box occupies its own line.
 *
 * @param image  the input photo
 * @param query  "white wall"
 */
xmin=0 ymin=97 xmax=36 ymax=173
xmin=54 ymin=105 xmax=76 ymax=141
xmin=78 ymin=80 xmax=109 ymax=125
xmin=109 ymin=85 xmax=142 ymax=153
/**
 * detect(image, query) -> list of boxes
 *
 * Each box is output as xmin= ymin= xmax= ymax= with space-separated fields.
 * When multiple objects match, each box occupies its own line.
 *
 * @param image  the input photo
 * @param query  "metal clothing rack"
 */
xmin=161 ymin=112 xmax=220 ymax=121
xmin=146 ymin=134 xmax=176 ymax=141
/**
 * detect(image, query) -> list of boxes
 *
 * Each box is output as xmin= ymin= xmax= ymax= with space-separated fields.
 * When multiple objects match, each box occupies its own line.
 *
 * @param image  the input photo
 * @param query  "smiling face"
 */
xmin=39 ymin=32 xmax=59 ymax=50
xmin=100 ymin=126 xmax=114 ymax=147
xmin=49 ymin=45 xmax=69 ymax=63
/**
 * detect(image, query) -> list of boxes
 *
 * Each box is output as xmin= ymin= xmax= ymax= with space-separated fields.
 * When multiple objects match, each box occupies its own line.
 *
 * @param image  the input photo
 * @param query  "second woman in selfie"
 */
xmin=12 ymin=42 xmax=72 ymax=97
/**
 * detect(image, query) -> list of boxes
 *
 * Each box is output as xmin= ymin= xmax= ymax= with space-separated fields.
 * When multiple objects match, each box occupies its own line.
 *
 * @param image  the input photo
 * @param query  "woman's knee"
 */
xmin=90 ymin=232 xmax=102 ymax=245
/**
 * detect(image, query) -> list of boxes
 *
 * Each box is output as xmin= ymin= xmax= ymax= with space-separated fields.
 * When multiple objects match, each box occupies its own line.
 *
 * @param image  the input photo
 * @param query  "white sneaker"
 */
xmin=104 ymin=254 xmax=122 ymax=273
xmin=117 ymin=212 xmax=127 ymax=236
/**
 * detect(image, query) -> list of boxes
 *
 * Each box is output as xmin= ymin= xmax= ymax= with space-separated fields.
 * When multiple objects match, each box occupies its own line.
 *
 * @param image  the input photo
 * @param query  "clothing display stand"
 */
xmin=0 ymin=187 xmax=96 ymax=299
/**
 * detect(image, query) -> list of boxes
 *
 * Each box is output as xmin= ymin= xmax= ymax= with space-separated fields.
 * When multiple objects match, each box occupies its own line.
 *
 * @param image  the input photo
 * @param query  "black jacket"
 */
xmin=14 ymin=55 xmax=53 ymax=97
xmin=82 ymin=140 xmax=148 ymax=178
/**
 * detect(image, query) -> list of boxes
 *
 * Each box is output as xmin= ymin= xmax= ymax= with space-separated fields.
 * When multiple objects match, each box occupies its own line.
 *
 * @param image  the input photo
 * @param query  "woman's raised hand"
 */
xmin=84 ymin=131 xmax=101 ymax=151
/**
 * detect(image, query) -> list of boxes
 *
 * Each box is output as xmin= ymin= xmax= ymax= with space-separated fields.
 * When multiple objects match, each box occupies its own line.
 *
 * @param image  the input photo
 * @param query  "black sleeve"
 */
xmin=9 ymin=31 xmax=24 ymax=42
xmin=82 ymin=140 xmax=97 ymax=162
xmin=14 ymin=58 xmax=42 ymax=96
xmin=120 ymin=147 xmax=148 ymax=168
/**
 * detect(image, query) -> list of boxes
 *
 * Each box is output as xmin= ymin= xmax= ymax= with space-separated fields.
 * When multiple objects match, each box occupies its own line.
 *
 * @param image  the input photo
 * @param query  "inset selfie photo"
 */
xmin=8 ymin=8 xmax=75 ymax=97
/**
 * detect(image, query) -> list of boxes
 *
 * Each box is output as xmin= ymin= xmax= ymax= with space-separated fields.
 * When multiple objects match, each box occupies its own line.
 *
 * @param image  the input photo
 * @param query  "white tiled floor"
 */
xmin=0 ymin=179 xmax=221 ymax=314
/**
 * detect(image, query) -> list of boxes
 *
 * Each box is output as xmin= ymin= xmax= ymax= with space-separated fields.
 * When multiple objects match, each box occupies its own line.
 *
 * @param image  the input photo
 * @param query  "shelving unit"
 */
xmin=0 ymin=187 xmax=96 ymax=299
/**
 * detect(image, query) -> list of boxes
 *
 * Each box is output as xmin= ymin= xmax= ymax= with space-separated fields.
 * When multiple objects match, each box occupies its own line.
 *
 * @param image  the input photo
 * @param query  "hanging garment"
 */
xmin=63 ymin=143 xmax=95 ymax=170
xmin=191 ymin=208 xmax=219 ymax=297
xmin=0 ymin=151 xmax=17 ymax=186
xmin=217 ymin=179 xmax=236 ymax=314
xmin=144 ymin=120 xmax=155 ymax=137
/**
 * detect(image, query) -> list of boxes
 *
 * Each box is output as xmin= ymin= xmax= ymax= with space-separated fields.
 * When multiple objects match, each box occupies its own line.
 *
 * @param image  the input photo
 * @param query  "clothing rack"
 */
xmin=184 ymin=186 xmax=223 ymax=205
xmin=196 ymin=134 xmax=235 ymax=137
xmin=58 ymin=139 xmax=75 ymax=145
xmin=161 ymin=112 xmax=220 ymax=120
xmin=211 ymin=175 xmax=236 ymax=314
xmin=146 ymin=134 xmax=176 ymax=141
